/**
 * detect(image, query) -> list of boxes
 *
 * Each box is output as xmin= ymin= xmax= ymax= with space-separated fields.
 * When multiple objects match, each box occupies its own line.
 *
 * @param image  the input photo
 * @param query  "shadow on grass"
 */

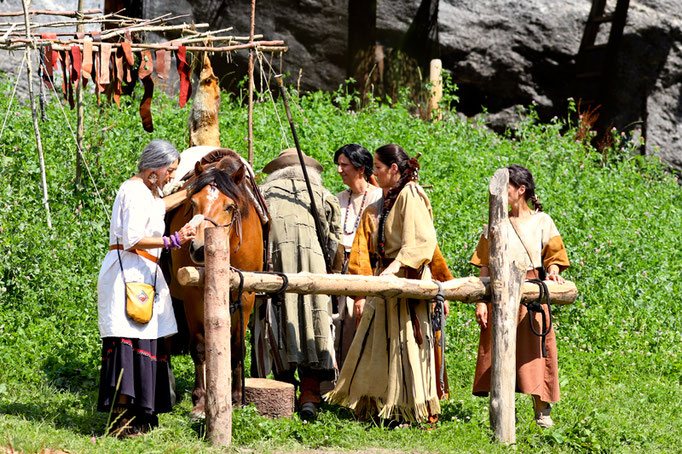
xmin=0 ymin=400 xmax=107 ymax=437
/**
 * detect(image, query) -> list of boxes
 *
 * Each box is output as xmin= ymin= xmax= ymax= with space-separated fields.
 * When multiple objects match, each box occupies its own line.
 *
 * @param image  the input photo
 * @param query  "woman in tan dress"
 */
xmin=470 ymin=164 xmax=570 ymax=428
xmin=325 ymin=144 xmax=440 ymax=424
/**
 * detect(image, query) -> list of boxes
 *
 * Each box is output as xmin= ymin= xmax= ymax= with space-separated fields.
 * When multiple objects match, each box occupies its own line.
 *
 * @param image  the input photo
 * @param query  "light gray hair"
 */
xmin=137 ymin=139 xmax=180 ymax=172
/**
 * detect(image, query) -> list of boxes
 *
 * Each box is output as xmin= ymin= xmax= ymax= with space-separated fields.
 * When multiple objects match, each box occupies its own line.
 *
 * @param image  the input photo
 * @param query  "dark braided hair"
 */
xmin=508 ymin=164 xmax=543 ymax=212
xmin=375 ymin=144 xmax=420 ymax=257
xmin=334 ymin=143 xmax=374 ymax=180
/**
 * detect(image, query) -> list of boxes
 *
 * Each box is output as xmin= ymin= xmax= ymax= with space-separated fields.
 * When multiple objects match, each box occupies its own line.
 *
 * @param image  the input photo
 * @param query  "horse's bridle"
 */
xmin=201 ymin=203 xmax=243 ymax=252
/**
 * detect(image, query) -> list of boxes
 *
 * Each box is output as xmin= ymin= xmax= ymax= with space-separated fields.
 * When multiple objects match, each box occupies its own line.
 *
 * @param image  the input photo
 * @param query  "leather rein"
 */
xmin=199 ymin=185 xmax=243 ymax=252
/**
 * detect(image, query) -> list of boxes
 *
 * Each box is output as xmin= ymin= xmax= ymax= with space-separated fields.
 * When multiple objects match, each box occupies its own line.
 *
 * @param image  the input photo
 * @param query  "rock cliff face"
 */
xmin=2 ymin=1 xmax=681 ymax=171
xmin=150 ymin=0 xmax=682 ymax=171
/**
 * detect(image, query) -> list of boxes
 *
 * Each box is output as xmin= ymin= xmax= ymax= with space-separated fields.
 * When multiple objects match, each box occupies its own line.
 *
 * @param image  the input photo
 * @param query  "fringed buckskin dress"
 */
xmin=470 ymin=211 xmax=570 ymax=403
xmin=325 ymin=182 xmax=440 ymax=423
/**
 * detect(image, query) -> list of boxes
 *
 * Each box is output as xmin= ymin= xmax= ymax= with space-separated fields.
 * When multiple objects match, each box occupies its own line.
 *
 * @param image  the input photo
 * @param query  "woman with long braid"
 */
xmin=470 ymin=164 xmax=570 ymax=428
xmin=325 ymin=144 xmax=440 ymax=424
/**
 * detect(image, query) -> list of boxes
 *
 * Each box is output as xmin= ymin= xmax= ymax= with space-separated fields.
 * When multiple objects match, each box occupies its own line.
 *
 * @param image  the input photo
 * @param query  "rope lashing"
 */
xmin=431 ymin=280 xmax=445 ymax=332
xmin=230 ymin=265 xmax=247 ymax=406
xmin=251 ymin=270 xmax=289 ymax=299
xmin=432 ymin=280 xmax=446 ymax=394
xmin=523 ymin=279 xmax=553 ymax=358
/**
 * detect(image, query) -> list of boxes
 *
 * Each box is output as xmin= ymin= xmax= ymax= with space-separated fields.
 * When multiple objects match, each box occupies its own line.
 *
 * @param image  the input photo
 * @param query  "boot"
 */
xmin=107 ymin=407 xmax=139 ymax=438
xmin=533 ymin=403 xmax=554 ymax=429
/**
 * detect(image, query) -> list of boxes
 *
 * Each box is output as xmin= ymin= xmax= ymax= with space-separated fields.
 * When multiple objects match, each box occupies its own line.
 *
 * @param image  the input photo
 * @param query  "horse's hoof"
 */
xmin=299 ymin=402 xmax=317 ymax=421
xmin=189 ymin=408 xmax=206 ymax=421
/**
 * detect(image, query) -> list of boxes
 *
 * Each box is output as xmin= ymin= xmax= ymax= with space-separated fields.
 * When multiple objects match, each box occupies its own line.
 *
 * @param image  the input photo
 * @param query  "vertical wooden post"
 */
xmin=429 ymin=58 xmax=442 ymax=120
xmin=21 ymin=0 xmax=52 ymax=228
xmin=75 ymin=0 xmax=85 ymax=187
xmin=488 ymin=168 xmax=525 ymax=443
xmin=247 ymin=0 xmax=256 ymax=165
xmin=204 ymin=227 xmax=232 ymax=446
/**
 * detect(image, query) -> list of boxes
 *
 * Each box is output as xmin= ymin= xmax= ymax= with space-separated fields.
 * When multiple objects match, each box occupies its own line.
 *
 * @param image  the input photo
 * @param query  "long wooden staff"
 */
xmin=275 ymin=75 xmax=332 ymax=272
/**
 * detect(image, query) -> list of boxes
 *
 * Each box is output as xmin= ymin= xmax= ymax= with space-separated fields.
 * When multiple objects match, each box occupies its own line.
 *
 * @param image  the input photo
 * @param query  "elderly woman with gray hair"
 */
xmin=97 ymin=139 xmax=196 ymax=437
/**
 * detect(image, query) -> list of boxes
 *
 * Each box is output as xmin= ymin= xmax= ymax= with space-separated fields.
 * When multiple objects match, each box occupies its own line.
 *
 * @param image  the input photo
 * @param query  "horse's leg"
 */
xmin=230 ymin=291 xmax=255 ymax=406
xmin=182 ymin=286 xmax=207 ymax=419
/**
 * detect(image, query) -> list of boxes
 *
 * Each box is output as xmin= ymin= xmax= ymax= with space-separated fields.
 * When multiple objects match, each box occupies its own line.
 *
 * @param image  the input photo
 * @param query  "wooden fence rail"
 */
xmin=178 ymin=266 xmax=577 ymax=305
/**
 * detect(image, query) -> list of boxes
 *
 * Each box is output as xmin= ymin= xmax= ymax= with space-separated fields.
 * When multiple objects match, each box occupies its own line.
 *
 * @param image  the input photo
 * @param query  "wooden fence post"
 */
xmin=204 ymin=227 xmax=232 ymax=446
xmin=488 ymin=168 xmax=525 ymax=443
xmin=429 ymin=58 xmax=442 ymax=120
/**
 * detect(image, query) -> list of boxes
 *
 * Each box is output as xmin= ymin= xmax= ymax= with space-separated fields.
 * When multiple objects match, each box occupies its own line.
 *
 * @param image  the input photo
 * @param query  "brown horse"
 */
xmin=168 ymin=149 xmax=264 ymax=418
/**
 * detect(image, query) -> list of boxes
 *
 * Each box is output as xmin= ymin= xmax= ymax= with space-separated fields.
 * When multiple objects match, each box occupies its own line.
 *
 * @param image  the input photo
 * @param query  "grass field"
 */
xmin=1 ymin=75 xmax=681 ymax=453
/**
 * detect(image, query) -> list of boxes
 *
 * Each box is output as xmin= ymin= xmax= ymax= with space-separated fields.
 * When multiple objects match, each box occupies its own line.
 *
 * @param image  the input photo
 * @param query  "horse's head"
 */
xmin=187 ymin=153 xmax=247 ymax=264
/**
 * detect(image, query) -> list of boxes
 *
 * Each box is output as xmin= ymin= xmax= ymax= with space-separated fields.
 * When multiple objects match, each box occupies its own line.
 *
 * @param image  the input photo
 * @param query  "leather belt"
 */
xmin=370 ymin=255 xmax=395 ymax=269
xmin=109 ymin=244 xmax=159 ymax=264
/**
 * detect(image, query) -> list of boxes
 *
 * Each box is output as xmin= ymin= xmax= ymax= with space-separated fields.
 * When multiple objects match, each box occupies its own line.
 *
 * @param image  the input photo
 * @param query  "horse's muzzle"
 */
xmin=189 ymin=241 xmax=205 ymax=265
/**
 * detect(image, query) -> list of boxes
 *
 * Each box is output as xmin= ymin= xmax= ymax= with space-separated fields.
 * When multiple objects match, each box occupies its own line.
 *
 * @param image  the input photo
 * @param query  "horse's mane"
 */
xmin=189 ymin=150 xmax=250 ymax=219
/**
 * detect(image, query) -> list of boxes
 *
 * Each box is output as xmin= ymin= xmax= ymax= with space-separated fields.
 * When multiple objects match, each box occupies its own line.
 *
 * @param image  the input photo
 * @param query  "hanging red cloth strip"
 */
xmin=40 ymin=33 xmax=57 ymax=88
xmin=99 ymin=42 xmax=111 ymax=85
xmin=82 ymin=40 xmax=93 ymax=81
xmin=176 ymin=46 xmax=192 ymax=108
xmin=75 ymin=32 xmax=87 ymax=88
xmin=113 ymin=48 xmax=124 ymax=107
xmin=70 ymin=45 xmax=82 ymax=89
xmin=59 ymin=50 xmax=68 ymax=96
xmin=59 ymin=50 xmax=75 ymax=109
xmin=156 ymin=49 xmax=170 ymax=80
xmin=138 ymin=50 xmax=154 ymax=132
xmin=121 ymin=41 xmax=134 ymax=83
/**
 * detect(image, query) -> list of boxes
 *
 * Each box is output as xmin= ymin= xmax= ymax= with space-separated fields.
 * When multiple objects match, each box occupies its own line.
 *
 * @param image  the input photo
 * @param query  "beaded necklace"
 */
xmin=343 ymin=188 xmax=369 ymax=235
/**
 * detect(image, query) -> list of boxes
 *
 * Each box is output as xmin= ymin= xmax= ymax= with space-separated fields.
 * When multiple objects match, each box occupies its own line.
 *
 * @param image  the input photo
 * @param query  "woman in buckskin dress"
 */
xmin=470 ymin=164 xmax=570 ymax=428
xmin=326 ymin=144 xmax=440 ymax=424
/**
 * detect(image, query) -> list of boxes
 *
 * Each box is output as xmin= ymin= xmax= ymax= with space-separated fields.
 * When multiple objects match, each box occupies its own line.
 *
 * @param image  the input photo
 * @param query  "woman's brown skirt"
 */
xmin=472 ymin=302 xmax=560 ymax=403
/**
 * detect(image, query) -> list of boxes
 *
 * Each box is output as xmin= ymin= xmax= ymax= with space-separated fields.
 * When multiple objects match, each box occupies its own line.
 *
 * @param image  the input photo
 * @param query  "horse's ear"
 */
xmin=194 ymin=161 xmax=205 ymax=176
xmin=231 ymin=165 xmax=245 ymax=185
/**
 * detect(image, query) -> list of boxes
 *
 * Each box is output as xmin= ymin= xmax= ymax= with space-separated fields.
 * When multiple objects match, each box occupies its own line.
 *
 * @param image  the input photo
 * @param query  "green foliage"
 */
xmin=0 ymin=74 xmax=681 ymax=452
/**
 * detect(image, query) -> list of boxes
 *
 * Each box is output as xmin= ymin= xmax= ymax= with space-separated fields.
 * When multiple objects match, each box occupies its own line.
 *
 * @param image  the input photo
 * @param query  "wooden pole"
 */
xmin=177 ymin=267 xmax=577 ymax=305
xmin=429 ymin=58 xmax=442 ymax=120
xmin=75 ymin=0 xmax=84 ymax=187
xmin=21 ymin=0 xmax=52 ymax=228
xmin=0 ymin=9 xmax=101 ymax=17
xmin=247 ymin=0 xmax=256 ymax=165
xmin=487 ymin=168 xmax=525 ymax=443
xmin=204 ymin=227 xmax=232 ymax=446
xmin=2 ymin=38 xmax=286 ymax=53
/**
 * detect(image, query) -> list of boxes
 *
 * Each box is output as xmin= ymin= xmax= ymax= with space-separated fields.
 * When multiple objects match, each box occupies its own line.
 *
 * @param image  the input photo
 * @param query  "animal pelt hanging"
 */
xmin=187 ymin=53 xmax=221 ymax=148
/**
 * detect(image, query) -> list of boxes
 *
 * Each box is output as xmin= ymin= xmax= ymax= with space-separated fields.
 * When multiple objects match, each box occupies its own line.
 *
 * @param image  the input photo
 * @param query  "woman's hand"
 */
xmin=380 ymin=260 xmax=403 ymax=276
xmin=444 ymin=301 xmax=450 ymax=318
xmin=546 ymin=265 xmax=565 ymax=284
xmin=475 ymin=302 xmax=488 ymax=329
xmin=353 ymin=297 xmax=366 ymax=319
xmin=177 ymin=223 xmax=197 ymax=244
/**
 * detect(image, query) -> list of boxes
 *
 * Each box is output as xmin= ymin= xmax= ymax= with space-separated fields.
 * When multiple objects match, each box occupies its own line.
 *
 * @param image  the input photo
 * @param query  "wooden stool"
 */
xmin=243 ymin=378 xmax=295 ymax=418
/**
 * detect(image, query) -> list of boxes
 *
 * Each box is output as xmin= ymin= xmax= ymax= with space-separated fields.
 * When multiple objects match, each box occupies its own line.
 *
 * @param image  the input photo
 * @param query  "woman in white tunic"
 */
xmin=97 ymin=140 xmax=196 ymax=437
xmin=333 ymin=144 xmax=382 ymax=368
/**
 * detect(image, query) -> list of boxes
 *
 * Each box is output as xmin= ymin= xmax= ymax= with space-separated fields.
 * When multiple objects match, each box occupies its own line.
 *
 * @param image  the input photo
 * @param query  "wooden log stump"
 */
xmin=243 ymin=378 xmax=295 ymax=418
